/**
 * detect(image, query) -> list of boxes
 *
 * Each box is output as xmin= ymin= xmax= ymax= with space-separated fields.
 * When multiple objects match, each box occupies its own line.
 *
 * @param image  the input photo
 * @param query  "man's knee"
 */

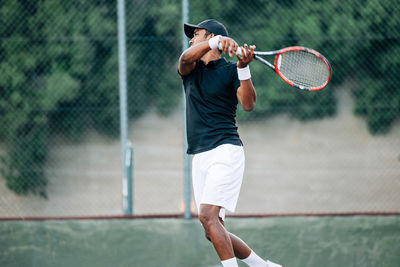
xmin=198 ymin=205 xmax=220 ymax=241
xmin=197 ymin=213 xmax=209 ymax=241
xmin=199 ymin=205 xmax=219 ymax=225
xmin=198 ymin=213 xmax=214 ymax=242
xmin=198 ymin=211 xmax=214 ymax=231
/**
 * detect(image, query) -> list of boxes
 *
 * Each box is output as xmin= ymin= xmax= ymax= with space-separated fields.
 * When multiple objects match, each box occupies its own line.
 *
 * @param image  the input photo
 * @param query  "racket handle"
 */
xmin=218 ymin=43 xmax=245 ymax=56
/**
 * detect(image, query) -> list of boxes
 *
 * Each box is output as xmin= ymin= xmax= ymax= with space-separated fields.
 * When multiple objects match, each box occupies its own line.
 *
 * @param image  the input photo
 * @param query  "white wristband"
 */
xmin=208 ymin=35 xmax=221 ymax=50
xmin=237 ymin=66 xmax=251 ymax=80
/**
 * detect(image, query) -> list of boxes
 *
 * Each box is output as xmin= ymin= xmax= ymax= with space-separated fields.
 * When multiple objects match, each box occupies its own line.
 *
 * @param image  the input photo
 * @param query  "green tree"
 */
xmin=0 ymin=0 xmax=52 ymax=198
xmin=353 ymin=1 xmax=400 ymax=134
xmin=0 ymin=0 xmax=116 ymax=197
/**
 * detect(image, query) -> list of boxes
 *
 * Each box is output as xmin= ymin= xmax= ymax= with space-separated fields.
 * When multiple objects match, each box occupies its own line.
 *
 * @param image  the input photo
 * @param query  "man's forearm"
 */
xmin=237 ymin=79 xmax=256 ymax=112
xmin=181 ymin=41 xmax=211 ymax=63
xmin=178 ymin=41 xmax=211 ymax=75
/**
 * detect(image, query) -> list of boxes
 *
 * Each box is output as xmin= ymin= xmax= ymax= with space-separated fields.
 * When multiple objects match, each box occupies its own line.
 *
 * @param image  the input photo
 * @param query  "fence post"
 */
xmin=182 ymin=0 xmax=191 ymax=220
xmin=117 ymin=0 xmax=132 ymax=215
xmin=125 ymin=142 xmax=133 ymax=214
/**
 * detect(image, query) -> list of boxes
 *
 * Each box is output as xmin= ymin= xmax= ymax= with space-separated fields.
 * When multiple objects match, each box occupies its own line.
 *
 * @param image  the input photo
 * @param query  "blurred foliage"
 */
xmin=190 ymin=0 xmax=400 ymax=127
xmin=0 ymin=0 xmax=399 ymax=197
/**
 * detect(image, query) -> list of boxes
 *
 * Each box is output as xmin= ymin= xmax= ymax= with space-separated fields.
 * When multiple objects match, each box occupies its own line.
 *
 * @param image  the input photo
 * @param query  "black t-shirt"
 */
xmin=180 ymin=57 xmax=242 ymax=154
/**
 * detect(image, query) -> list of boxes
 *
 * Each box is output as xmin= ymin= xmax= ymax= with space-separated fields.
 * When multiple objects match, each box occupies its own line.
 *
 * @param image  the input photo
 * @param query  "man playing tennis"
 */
xmin=178 ymin=19 xmax=282 ymax=267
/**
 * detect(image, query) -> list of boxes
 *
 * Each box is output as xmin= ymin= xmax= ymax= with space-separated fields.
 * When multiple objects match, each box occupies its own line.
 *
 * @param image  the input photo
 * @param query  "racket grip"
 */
xmin=218 ymin=43 xmax=245 ymax=56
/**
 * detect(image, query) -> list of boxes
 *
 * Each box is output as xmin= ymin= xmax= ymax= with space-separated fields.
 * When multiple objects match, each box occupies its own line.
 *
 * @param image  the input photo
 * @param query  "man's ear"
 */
xmin=207 ymin=33 xmax=215 ymax=40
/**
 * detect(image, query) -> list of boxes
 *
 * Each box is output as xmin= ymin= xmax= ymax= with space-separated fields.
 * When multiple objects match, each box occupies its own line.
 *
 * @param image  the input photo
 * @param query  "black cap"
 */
xmin=184 ymin=19 xmax=228 ymax=38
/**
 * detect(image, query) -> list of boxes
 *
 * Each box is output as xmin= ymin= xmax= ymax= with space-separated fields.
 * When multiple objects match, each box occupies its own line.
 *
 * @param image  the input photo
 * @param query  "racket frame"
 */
xmin=253 ymin=46 xmax=331 ymax=91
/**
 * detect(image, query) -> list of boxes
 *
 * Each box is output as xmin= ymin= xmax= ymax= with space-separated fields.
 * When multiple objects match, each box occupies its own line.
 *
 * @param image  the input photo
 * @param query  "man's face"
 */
xmin=189 ymin=28 xmax=211 ymax=46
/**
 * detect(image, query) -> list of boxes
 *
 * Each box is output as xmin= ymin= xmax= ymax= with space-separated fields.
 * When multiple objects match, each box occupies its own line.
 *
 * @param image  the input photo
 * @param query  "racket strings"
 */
xmin=278 ymin=51 xmax=329 ymax=89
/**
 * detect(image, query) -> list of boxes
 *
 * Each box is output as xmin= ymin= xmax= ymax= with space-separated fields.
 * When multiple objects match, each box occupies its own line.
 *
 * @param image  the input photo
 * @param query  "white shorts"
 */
xmin=192 ymin=144 xmax=245 ymax=221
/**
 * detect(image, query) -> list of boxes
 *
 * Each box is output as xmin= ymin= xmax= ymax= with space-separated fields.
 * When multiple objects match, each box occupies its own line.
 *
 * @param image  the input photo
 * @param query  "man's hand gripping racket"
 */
xmin=219 ymin=43 xmax=332 ymax=91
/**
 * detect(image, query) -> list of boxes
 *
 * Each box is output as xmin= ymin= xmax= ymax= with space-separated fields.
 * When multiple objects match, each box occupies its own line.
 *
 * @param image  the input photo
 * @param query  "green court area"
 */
xmin=1 ymin=216 xmax=399 ymax=267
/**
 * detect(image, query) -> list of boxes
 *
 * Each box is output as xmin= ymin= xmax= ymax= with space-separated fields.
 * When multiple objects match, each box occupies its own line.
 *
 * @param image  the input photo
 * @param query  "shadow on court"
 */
xmin=1 ymin=216 xmax=399 ymax=267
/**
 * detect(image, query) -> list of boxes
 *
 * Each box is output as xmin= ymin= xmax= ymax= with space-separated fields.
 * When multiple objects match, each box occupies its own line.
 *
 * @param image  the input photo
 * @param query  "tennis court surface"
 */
xmin=1 ymin=216 xmax=399 ymax=267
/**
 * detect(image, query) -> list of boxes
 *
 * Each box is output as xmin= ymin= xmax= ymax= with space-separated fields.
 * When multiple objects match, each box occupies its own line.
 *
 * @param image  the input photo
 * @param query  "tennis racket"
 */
xmin=220 ymin=44 xmax=332 ymax=91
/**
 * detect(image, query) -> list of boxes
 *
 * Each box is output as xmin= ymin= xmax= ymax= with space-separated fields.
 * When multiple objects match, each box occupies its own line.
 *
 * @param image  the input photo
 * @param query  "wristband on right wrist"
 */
xmin=237 ymin=65 xmax=251 ymax=80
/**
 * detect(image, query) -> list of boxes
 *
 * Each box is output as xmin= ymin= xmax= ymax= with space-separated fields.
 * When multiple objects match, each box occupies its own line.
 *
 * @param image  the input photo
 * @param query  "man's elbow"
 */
xmin=242 ymin=102 xmax=255 ymax=112
xmin=178 ymin=55 xmax=195 ymax=76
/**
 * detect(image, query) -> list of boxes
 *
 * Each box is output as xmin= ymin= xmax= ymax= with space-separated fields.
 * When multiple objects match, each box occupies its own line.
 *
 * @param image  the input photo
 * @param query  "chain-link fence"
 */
xmin=1 ymin=0 xmax=399 ymax=218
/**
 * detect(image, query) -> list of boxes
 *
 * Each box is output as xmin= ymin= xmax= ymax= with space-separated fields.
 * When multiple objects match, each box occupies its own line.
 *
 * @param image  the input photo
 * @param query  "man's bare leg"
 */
xmin=199 ymin=205 xmax=282 ymax=267
xmin=199 ymin=204 xmax=235 ymax=260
